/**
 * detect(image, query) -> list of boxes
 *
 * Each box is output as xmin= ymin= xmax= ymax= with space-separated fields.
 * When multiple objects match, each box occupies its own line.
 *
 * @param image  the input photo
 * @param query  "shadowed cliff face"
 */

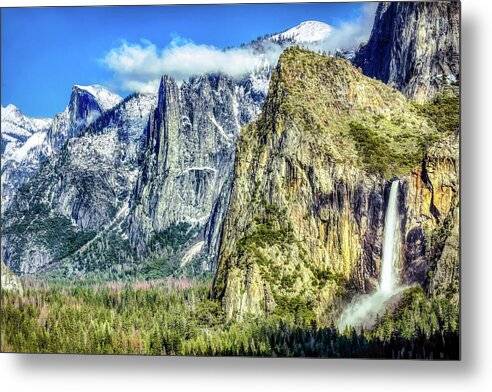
xmin=212 ymin=48 xmax=459 ymax=323
xmin=353 ymin=1 xmax=460 ymax=101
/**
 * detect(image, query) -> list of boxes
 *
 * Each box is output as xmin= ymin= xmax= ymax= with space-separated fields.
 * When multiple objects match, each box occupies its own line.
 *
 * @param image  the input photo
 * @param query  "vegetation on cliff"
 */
xmin=257 ymin=47 xmax=440 ymax=177
xmin=212 ymin=47 xmax=454 ymax=326
xmin=413 ymin=88 xmax=460 ymax=135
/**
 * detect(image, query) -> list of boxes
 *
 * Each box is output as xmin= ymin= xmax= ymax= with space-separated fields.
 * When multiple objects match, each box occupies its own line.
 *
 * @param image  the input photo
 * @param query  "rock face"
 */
xmin=353 ymin=1 xmax=460 ymax=101
xmin=47 ymin=85 xmax=122 ymax=151
xmin=403 ymin=132 xmax=460 ymax=301
xmin=211 ymin=48 xmax=459 ymax=323
xmin=1 ymin=86 xmax=122 ymax=214
xmin=1 ymin=92 xmax=154 ymax=275
xmin=128 ymin=73 xmax=266 ymax=270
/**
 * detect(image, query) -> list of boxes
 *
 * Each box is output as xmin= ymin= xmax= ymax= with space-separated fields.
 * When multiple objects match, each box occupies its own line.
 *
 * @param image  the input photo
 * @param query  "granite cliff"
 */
xmin=212 ymin=48 xmax=459 ymax=323
xmin=127 ymin=72 xmax=266 ymax=273
xmin=353 ymin=1 xmax=460 ymax=101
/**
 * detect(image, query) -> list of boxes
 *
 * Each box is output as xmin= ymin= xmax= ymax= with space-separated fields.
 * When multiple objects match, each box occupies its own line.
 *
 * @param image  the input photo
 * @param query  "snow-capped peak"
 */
xmin=73 ymin=84 xmax=122 ymax=111
xmin=270 ymin=20 xmax=332 ymax=44
xmin=9 ymin=130 xmax=49 ymax=163
xmin=2 ymin=103 xmax=20 ymax=114
xmin=2 ymin=104 xmax=24 ymax=122
xmin=1 ymin=104 xmax=52 ymax=137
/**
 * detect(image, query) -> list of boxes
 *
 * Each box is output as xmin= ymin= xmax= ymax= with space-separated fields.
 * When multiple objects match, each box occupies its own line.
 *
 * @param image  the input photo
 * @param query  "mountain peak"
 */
xmin=1 ymin=103 xmax=51 ymax=130
xmin=72 ymin=84 xmax=122 ymax=111
xmin=2 ymin=103 xmax=19 ymax=113
xmin=270 ymin=20 xmax=332 ymax=44
xmin=1 ymin=104 xmax=23 ymax=121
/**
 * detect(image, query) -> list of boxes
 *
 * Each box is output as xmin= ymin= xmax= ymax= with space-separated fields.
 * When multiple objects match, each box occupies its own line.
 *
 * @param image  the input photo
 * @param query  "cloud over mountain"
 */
xmin=103 ymin=37 xmax=281 ymax=93
xmin=103 ymin=4 xmax=377 ymax=94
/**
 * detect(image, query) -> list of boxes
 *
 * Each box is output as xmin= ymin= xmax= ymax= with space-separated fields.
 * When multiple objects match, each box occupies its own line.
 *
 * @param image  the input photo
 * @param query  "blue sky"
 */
xmin=1 ymin=3 xmax=374 ymax=117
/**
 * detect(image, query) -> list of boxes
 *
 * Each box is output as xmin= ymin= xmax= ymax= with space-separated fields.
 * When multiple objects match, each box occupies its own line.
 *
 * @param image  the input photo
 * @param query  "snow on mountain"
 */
xmin=113 ymin=93 xmax=156 ymax=143
xmin=1 ymin=129 xmax=52 ymax=212
xmin=269 ymin=21 xmax=332 ymax=44
xmin=1 ymin=85 xmax=121 ymax=212
xmin=9 ymin=130 xmax=49 ymax=163
xmin=47 ymin=84 xmax=123 ymax=152
xmin=1 ymin=104 xmax=52 ymax=158
xmin=1 ymin=105 xmax=53 ymax=211
xmin=2 ymin=104 xmax=52 ymax=134
xmin=72 ymin=85 xmax=122 ymax=111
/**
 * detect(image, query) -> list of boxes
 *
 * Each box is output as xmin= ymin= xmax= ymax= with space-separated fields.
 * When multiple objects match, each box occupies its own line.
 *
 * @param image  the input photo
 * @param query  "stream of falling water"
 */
xmin=379 ymin=180 xmax=400 ymax=294
xmin=337 ymin=180 xmax=401 ymax=330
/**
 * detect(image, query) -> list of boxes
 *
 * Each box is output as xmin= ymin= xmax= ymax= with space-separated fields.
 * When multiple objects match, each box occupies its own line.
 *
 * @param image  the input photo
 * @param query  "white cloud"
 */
xmin=103 ymin=38 xmax=282 ymax=93
xmin=102 ymin=5 xmax=377 ymax=94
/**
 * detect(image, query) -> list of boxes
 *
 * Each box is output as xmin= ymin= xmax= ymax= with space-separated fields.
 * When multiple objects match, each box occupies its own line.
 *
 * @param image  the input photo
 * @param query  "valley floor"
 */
xmin=0 ymin=278 xmax=458 ymax=359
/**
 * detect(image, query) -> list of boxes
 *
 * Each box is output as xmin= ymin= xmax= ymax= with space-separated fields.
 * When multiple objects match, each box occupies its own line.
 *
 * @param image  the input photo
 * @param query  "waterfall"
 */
xmin=337 ymin=179 xmax=401 ymax=330
xmin=379 ymin=180 xmax=400 ymax=294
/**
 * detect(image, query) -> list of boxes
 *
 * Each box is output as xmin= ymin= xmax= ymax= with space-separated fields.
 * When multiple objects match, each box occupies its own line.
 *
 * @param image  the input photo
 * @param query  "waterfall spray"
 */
xmin=337 ymin=179 xmax=401 ymax=330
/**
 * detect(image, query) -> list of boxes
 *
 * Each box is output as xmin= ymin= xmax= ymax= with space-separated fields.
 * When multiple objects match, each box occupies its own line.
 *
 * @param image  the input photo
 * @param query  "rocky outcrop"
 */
xmin=353 ymin=1 xmax=460 ymax=101
xmin=1 ymin=86 xmax=122 ymax=214
xmin=1 ymin=261 xmax=23 ymax=293
xmin=212 ymin=48 xmax=459 ymax=323
xmin=49 ymin=93 xmax=155 ymax=231
xmin=127 ymin=73 xmax=265 ymax=270
xmin=47 ymin=85 xmax=122 ymax=151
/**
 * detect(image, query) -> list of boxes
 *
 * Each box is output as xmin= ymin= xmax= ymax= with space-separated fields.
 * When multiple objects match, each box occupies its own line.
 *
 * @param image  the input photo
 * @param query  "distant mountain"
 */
xmin=1 ymin=104 xmax=51 ymax=159
xmin=269 ymin=20 xmax=332 ymax=45
xmin=1 ymin=105 xmax=52 ymax=211
xmin=72 ymin=84 xmax=122 ymax=111
xmin=47 ymin=85 xmax=122 ymax=151
xmin=1 ymin=85 xmax=122 ymax=212
xmin=2 ymin=91 xmax=155 ymax=275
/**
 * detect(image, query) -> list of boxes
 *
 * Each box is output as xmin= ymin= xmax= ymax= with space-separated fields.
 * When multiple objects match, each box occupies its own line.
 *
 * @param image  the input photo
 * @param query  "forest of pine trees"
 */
xmin=0 ymin=278 xmax=459 ymax=358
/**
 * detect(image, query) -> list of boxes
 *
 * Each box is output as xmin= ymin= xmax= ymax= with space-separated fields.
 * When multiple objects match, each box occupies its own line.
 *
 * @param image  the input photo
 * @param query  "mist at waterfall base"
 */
xmin=338 ymin=180 xmax=402 ymax=331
